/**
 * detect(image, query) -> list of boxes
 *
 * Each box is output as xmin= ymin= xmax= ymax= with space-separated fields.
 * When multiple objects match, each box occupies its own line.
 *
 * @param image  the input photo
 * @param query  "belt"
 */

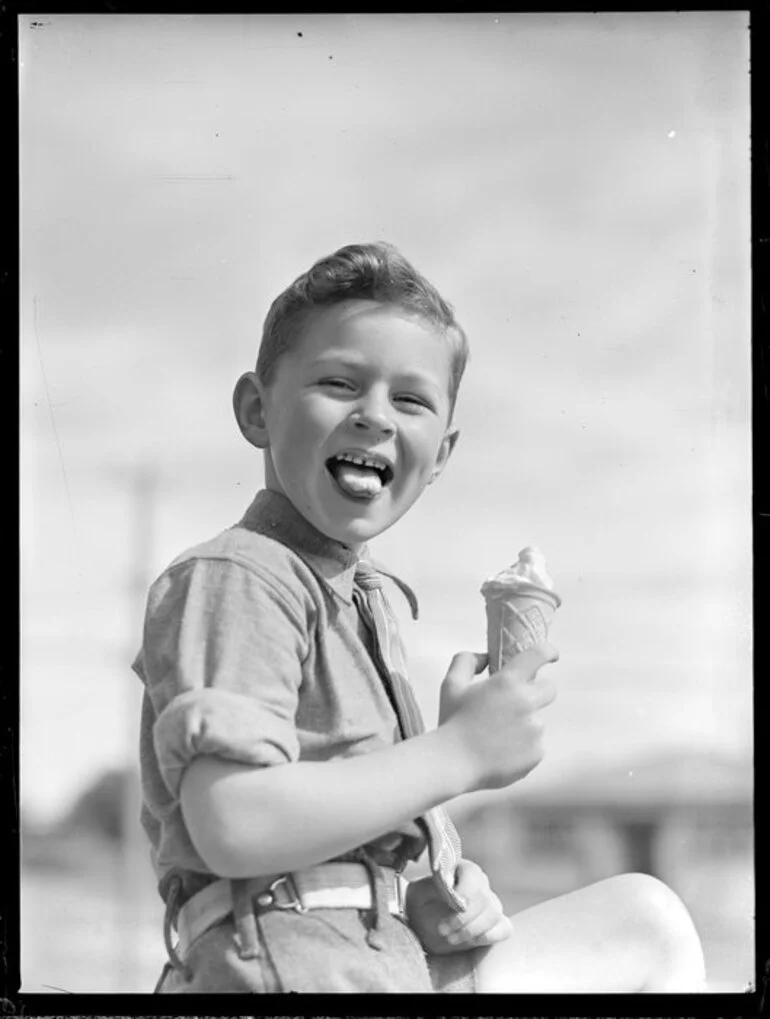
xmin=176 ymin=863 xmax=409 ymax=959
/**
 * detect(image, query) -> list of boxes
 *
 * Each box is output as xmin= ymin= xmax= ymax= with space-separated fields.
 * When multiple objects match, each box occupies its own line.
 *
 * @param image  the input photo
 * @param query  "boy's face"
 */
xmin=253 ymin=300 xmax=459 ymax=549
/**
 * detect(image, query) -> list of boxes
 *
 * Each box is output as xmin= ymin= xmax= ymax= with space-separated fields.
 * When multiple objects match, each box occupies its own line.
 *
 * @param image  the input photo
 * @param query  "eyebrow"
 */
xmin=309 ymin=353 xmax=366 ymax=369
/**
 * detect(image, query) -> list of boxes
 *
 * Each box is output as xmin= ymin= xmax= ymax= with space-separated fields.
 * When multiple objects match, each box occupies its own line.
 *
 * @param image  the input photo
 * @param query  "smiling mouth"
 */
xmin=325 ymin=452 xmax=394 ymax=500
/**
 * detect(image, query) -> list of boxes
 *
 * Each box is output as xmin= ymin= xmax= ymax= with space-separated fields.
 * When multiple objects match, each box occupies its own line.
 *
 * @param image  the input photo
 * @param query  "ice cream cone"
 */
xmin=480 ymin=547 xmax=561 ymax=671
xmin=482 ymin=584 xmax=560 ymax=672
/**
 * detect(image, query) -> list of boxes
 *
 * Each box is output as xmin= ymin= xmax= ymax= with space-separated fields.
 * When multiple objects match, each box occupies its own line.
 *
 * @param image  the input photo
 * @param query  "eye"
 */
xmin=394 ymin=393 xmax=434 ymax=412
xmin=319 ymin=377 xmax=356 ymax=392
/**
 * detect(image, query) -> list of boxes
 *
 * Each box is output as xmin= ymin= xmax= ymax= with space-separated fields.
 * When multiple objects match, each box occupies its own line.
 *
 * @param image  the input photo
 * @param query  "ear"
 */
xmin=428 ymin=425 xmax=460 ymax=484
xmin=233 ymin=372 xmax=270 ymax=449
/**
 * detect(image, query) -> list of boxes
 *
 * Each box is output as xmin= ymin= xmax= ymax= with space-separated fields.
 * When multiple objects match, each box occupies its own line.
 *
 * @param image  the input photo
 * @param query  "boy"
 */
xmin=133 ymin=242 xmax=706 ymax=993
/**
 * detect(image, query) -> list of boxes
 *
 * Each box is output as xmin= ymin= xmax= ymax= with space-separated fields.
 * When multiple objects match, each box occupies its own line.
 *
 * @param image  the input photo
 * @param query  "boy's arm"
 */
xmin=181 ymin=646 xmax=557 ymax=878
xmin=182 ymin=725 xmax=465 ymax=877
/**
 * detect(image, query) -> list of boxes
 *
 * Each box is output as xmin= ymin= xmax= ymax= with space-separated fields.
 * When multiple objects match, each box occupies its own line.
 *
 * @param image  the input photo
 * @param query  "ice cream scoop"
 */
xmin=481 ymin=547 xmax=561 ymax=671
xmin=484 ymin=546 xmax=555 ymax=592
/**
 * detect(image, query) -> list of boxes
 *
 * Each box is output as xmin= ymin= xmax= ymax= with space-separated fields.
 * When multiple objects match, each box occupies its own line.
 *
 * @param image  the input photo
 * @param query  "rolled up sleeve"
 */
xmin=137 ymin=556 xmax=309 ymax=800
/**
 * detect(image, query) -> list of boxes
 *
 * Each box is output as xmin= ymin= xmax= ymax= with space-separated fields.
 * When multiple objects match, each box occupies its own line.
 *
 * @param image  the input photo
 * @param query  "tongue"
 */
xmin=334 ymin=463 xmax=383 ymax=498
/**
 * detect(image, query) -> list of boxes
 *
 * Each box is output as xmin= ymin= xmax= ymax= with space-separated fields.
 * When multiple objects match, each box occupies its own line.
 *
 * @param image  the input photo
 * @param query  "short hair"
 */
xmin=256 ymin=242 xmax=469 ymax=417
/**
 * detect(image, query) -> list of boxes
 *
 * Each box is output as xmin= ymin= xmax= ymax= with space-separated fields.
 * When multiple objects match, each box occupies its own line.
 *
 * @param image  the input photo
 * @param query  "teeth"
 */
xmin=336 ymin=452 xmax=386 ymax=470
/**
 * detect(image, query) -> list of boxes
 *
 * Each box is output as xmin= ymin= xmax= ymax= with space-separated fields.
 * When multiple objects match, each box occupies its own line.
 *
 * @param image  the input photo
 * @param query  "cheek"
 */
xmin=401 ymin=426 xmax=446 ymax=477
xmin=275 ymin=408 xmax=316 ymax=453
xmin=292 ymin=397 xmax=338 ymax=438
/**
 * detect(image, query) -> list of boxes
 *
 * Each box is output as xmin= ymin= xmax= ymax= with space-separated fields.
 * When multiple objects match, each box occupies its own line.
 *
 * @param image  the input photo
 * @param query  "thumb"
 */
xmin=439 ymin=652 xmax=487 ymax=727
xmin=443 ymin=651 xmax=488 ymax=692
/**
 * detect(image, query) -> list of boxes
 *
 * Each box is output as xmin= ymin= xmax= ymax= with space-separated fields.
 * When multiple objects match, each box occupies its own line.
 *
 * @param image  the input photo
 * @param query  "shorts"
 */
xmin=155 ymin=906 xmax=478 ymax=993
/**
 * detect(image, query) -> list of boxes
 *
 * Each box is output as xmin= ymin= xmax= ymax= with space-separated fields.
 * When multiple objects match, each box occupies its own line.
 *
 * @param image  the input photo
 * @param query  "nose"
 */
xmin=351 ymin=391 xmax=395 ymax=437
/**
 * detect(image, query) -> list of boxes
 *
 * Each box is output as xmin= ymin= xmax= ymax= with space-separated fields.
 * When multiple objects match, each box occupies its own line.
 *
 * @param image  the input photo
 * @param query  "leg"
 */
xmin=474 ymin=873 xmax=706 ymax=993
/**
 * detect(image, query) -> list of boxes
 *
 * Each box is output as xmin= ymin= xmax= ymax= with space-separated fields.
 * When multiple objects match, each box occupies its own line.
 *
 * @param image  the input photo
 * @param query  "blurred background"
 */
xmin=20 ymin=12 xmax=752 ymax=994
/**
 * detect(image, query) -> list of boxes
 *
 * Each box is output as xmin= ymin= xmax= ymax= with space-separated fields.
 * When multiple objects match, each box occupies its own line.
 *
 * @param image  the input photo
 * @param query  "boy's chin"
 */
xmin=301 ymin=473 xmax=426 ymax=547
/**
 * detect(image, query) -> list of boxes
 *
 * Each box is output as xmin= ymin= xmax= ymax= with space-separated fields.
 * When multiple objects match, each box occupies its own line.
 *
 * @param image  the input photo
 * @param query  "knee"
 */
xmin=611 ymin=873 xmax=706 ymax=991
xmin=615 ymin=872 xmax=694 ymax=936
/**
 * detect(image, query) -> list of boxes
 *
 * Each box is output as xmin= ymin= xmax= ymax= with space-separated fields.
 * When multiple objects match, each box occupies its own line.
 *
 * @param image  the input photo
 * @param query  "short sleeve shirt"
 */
xmin=133 ymin=489 xmax=427 ymax=899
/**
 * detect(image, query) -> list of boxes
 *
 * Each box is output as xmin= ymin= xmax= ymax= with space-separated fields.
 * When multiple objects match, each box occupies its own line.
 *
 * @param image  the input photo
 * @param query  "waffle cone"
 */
xmin=483 ymin=585 xmax=560 ymax=672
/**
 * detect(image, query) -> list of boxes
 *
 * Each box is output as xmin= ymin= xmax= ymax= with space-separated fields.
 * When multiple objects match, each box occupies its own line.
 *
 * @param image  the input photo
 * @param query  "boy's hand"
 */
xmin=405 ymin=859 xmax=512 ymax=955
xmin=438 ymin=644 xmax=558 ymax=792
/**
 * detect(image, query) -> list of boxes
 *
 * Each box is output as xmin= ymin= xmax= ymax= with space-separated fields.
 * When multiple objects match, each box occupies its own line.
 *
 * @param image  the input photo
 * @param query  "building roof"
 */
xmin=508 ymin=749 xmax=753 ymax=812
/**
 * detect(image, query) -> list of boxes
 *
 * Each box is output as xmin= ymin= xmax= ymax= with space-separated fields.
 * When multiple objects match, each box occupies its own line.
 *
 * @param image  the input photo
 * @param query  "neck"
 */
xmin=262 ymin=455 xmax=366 ymax=555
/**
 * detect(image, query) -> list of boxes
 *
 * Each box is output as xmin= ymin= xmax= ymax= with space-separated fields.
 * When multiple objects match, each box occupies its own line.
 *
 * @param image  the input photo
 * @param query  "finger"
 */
xmin=435 ymin=860 xmax=490 ymax=933
xmin=438 ymin=892 xmax=488 ymax=936
xmin=463 ymin=914 xmax=514 ymax=948
xmin=444 ymin=651 xmax=489 ymax=691
xmin=454 ymin=858 xmax=487 ymax=891
xmin=451 ymin=860 xmax=489 ymax=908
xmin=435 ymin=862 xmax=489 ymax=934
xmin=444 ymin=898 xmax=509 ymax=946
xmin=442 ymin=882 xmax=502 ymax=939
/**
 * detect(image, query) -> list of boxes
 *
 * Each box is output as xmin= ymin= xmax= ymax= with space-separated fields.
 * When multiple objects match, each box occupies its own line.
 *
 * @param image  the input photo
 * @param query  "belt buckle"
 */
xmin=394 ymin=873 xmax=408 ymax=917
xmin=256 ymin=874 xmax=306 ymax=913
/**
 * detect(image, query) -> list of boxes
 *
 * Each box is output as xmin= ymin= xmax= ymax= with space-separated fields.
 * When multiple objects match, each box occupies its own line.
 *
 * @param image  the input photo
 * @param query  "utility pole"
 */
xmin=116 ymin=462 xmax=158 ymax=991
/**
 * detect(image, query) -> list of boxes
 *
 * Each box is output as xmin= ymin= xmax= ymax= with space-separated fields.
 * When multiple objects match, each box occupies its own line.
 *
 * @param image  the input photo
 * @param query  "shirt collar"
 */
xmin=238 ymin=489 xmax=418 ymax=617
xmin=238 ymin=489 xmax=363 ymax=606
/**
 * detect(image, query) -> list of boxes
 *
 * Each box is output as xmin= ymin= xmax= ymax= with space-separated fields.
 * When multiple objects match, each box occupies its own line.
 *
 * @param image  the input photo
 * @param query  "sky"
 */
xmin=20 ymin=12 xmax=752 ymax=822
